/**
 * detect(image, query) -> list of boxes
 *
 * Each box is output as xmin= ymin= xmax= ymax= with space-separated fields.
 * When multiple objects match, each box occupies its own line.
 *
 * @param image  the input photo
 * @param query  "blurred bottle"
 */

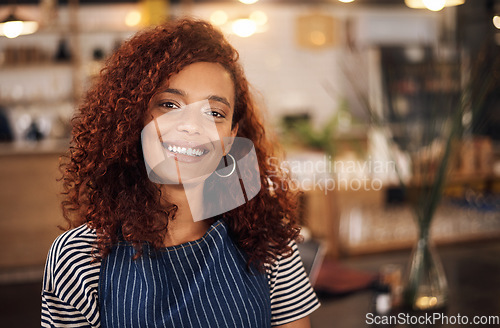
xmin=54 ymin=38 xmax=71 ymax=62
xmin=88 ymin=48 xmax=105 ymax=77
xmin=25 ymin=120 xmax=43 ymax=141
xmin=0 ymin=107 xmax=13 ymax=142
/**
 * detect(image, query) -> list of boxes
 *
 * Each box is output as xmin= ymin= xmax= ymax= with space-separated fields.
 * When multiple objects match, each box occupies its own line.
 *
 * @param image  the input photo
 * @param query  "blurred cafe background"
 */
xmin=1 ymin=0 xmax=499 ymax=327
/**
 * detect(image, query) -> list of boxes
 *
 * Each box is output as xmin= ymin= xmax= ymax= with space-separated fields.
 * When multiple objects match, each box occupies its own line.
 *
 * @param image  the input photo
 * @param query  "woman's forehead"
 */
xmin=158 ymin=62 xmax=235 ymax=107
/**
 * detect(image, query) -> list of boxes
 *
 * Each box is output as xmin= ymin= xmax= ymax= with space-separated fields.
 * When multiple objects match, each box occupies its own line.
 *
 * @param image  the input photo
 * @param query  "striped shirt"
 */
xmin=42 ymin=221 xmax=320 ymax=327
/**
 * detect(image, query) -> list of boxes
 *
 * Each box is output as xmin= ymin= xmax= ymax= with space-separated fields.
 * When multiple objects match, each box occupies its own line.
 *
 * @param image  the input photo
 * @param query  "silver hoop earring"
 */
xmin=215 ymin=153 xmax=236 ymax=178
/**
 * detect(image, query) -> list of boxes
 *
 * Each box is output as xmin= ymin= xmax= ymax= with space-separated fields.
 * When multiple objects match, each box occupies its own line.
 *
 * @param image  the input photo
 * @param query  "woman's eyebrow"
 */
xmin=208 ymin=95 xmax=231 ymax=108
xmin=163 ymin=88 xmax=186 ymax=96
xmin=161 ymin=88 xmax=231 ymax=108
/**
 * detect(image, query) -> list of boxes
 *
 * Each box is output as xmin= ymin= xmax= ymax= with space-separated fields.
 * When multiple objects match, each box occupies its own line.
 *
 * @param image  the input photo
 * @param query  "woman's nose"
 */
xmin=175 ymin=108 xmax=203 ymax=135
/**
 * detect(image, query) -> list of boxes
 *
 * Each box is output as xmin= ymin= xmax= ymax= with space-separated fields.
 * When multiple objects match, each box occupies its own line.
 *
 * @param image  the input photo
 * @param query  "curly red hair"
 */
xmin=61 ymin=18 xmax=300 ymax=270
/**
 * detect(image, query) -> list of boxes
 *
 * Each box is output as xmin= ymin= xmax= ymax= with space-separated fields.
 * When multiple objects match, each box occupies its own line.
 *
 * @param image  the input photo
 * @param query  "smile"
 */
xmin=166 ymin=144 xmax=207 ymax=157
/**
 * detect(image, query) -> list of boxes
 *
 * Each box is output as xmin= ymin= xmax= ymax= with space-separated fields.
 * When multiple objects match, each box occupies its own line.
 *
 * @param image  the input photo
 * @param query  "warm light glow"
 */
xmin=423 ymin=0 xmax=446 ymax=11
xmin=125 ymin=10 xmax=142 ymax=27
xmin=232 ymin=19 xmax=257 ymax=38
xmin=415 ymin=296 xmax=438 ymax=309
xmin=250 ymin=11 xmax=267 ymax=26
xmin=310 ymin=30 xmax=326 ymax=46
xmin=22 ymin=21 xmax=37 ymax=34
xmin=210 ymin=10 xmax=228 ymax=26
xmin=338 ymin=0 xmax=355 ymax=3
xmin=404 ymin=46 xmax=425 ymax=63
xmin=493 ymin=16 xmax=500 ymax=29
xmin=238 ymin=0 xmax=259 ymax=4
xmin=0 ymin=20 xmax=38 ymax=38
xmin=405 ymin=0 xmax=465 ymax=11
xmin=2 ymin=20 xmax=23 ymax=38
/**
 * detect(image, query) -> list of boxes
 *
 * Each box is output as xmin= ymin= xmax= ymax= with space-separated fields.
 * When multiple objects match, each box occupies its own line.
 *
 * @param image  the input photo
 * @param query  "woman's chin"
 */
xmin=149 ymin=157 xmax=220 ymax=185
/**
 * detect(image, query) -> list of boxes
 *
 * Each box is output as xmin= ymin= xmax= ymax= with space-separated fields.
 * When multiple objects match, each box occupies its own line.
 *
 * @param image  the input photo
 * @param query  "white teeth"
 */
xmin=166 ymin=144 xmax=205 ymax=157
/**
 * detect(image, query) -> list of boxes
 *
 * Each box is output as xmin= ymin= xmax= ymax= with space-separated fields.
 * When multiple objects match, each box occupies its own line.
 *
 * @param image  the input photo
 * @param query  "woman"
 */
xmin=42 ymin=18 xmax=319 ymax=328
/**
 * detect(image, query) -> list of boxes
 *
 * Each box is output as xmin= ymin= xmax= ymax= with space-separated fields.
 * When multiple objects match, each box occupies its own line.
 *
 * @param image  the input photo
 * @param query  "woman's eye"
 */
xmin=205 ymin=110 xmax=225 ymax=119
xmin=159 ymin=101 xmax=180 ymax=110
xmin=210 ymin=111 xmax=224 ymax=118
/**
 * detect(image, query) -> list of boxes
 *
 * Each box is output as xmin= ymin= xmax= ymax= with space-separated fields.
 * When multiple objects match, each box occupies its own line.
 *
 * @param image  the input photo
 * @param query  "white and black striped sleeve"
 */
xmin=268 ymin=240 xmax=321 ymax=326
xmin=41 ymin=224 xmax=101 ymax=328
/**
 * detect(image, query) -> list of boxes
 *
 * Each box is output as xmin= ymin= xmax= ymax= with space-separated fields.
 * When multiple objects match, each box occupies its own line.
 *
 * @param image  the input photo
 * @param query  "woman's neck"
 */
xmin=160 ymin=183 xmax=211 ymax=247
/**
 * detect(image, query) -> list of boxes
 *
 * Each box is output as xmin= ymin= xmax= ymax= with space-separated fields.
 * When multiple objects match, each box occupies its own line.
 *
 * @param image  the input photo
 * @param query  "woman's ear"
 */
xmin=231 ymin=123 xmax=239 ymax=138
xmin=223 ymin=124 xmax=239 ymax=155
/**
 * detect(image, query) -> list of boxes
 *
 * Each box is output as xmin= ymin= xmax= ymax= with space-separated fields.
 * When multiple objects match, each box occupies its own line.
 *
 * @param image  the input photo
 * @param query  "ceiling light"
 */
xmin=238 ymin=0 xmax=259 ymax=4
xmin=210 ymin=10 xmax=228 ymax=26
xmin=422 ymin=0 xmax=446 ymax=11
xmin=232 ymin=19 xmax=257 ymax=38
xmin=405 ymin=0 xmax=465 ymax=11
xmin=0 ymin=10 xmax=38 ymax=39
xmin=125 ymin=10 xmax=142 ymax=27
xmin=249 ymin=11 xmax=267 ymax=26
xmin=493 ymin=15 xmax=500 ymax=30
xmin=338 ymin=0 xmax=355 ymax=3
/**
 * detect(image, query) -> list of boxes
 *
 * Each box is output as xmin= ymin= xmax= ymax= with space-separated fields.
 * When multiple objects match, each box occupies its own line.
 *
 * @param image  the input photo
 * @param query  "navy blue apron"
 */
xmin=98 ymin=220 xmax=271 ymax=328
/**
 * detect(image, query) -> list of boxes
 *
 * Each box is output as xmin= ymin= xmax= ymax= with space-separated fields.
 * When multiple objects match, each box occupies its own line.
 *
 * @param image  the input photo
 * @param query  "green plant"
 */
xmin=279 ymin=100 xmax=360 ymax=157
xmin=338 ymin=44 xmax=499 ymax=310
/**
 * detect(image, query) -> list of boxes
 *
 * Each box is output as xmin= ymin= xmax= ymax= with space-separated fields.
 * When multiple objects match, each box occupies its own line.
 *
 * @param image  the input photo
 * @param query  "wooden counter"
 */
xmin=0 ymin=145 xmax=67 ymax=270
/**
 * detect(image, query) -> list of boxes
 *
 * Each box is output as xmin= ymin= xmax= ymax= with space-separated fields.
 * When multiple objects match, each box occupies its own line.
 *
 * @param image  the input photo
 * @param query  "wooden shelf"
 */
xmin=343 ymin=231 xmax=500 ymax=257
xmin=0 ymin=62 xmax=73 ymax=72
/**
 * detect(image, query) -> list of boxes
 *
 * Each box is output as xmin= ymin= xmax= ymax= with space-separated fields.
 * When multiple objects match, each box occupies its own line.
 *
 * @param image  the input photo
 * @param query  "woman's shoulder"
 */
xmin=54 ymin=222 xmax=97 ymax=242
xmin=266 ymin=239 xmax=305 ymax=287
xmin=267 ymin=239 xmax=300 ymax=270
xmin=267 ymin=239 xmax=321 ymax=326
xmin=43 ymin=223 xmax=99 ymax=293
xmin=42 ymin=224 xmax=101 ymax=326
xmin=47 ymin=223 xmax=97 ymax=262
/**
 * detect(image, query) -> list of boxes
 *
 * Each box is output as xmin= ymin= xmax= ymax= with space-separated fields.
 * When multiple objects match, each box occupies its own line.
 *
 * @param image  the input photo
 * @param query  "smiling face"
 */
xmin=142 ymin=62 xmax=239 ymax=185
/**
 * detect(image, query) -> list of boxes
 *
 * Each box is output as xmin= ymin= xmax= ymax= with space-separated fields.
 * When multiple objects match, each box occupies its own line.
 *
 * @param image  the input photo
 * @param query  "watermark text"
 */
xmin=366 ymin=312 xmax=500 ymax=326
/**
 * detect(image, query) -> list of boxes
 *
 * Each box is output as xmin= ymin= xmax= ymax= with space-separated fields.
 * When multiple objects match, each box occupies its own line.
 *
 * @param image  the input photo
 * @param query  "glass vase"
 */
xmin=403 ymin=228 xmax=448 ymax=311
